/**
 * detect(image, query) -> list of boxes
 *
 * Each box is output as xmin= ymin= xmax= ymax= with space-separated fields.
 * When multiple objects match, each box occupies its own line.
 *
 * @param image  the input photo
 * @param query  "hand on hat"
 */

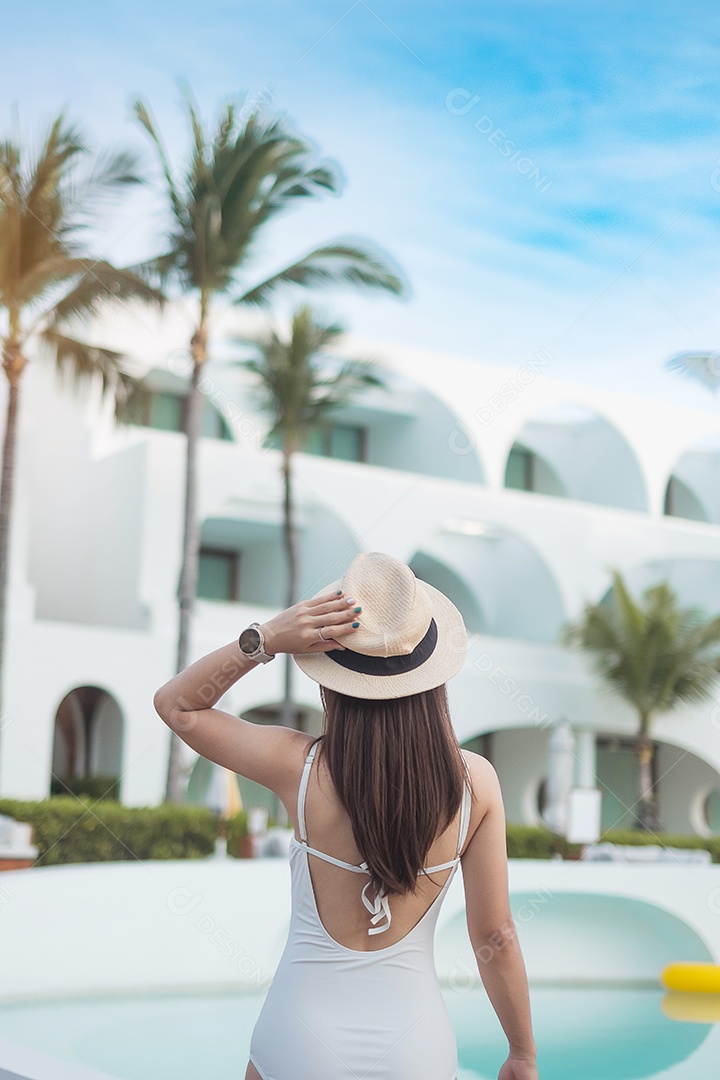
xmin=259 ymin=591 xmax=362 ymax=656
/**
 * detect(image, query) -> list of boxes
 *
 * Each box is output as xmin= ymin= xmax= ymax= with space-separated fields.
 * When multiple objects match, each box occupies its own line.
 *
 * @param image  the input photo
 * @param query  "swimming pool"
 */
xmin=2 ymin=859 xmax=718 ymax=1078
xmin=0 ymin=984 xmax=714 ymax=1079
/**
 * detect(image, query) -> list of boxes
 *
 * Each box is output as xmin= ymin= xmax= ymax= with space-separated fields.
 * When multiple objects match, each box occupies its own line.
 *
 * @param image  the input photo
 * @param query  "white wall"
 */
xmin=0 ymin=859 xmax=717 ymax=1000
xmin=658 ymin=743 xmax=720 ymax=836
xmin=487 ymin=728 xmax=550 ymax=825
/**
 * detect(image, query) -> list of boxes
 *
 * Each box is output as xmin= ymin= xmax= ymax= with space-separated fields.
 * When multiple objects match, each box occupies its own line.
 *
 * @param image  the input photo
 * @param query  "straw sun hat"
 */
xmin=293 ymin=552 xmax=467 ymax=700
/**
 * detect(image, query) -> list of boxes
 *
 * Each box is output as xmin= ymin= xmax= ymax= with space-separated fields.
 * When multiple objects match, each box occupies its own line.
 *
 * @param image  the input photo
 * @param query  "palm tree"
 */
xmin=666 ymin=352 xmax=720 ymax=393
xmin=239 ymin=304 xmax=383 ymax=731
xmin=132 ymin=90 xmax=405 ymax=802
xmin=0 ymin=113 xmax=163 ymax=776
xmin=563 ymin=570 xmax=720 ymax=830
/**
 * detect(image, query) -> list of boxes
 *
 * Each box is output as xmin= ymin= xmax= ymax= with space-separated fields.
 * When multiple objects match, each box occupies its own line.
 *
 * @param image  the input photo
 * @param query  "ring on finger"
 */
xmin=317 ymin=627 xmax=327 ymax=641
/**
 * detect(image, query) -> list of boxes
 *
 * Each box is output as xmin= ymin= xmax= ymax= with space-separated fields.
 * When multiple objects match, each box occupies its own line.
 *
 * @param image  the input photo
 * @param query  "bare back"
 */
xmin=286 ymin=741 xmax=485 ymax=952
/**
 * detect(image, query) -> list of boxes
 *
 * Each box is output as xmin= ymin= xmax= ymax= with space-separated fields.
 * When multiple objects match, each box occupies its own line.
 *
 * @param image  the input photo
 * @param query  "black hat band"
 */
xmin=325 ymin=619 xmax=438 ymax=677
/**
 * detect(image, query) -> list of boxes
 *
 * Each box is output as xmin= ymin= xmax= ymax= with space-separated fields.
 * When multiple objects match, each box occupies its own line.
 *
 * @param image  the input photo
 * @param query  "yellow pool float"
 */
xmin=661 ymin=991 xmax=720 ymax=1024
xmin=661 ymin=962 xmax=720 ymax=994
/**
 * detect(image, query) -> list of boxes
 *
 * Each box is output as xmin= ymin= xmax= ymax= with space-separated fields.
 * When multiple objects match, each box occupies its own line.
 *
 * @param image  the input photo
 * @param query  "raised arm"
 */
xmin=153 ymin=591 xmax=361 ymax=800
xmin=461 ymin=753 xmax=538 ymax=1080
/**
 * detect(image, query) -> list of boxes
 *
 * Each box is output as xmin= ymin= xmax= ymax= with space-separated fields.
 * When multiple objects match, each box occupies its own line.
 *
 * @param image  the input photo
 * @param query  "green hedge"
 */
xmin=49 ymin=775 xmax=120 ymax=801
xmin=505 ymin=824 xmax=573 ymax=859
xmin=224 ymin=811 xmax=250 ymax=858
xmin=1 ymin=797 xmax=718 ymax=865
xmin=599 ymin=828 xmax=720 ymax=862
xmin=0 ymin=797 xmax=228 ymax=865
xmin=505 ymin=823 xmax=720 ymax=862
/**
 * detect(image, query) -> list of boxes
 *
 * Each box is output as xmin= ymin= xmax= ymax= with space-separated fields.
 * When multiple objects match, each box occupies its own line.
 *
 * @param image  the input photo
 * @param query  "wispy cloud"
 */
xmin=2 ymin=0 xmax=720 ymax=407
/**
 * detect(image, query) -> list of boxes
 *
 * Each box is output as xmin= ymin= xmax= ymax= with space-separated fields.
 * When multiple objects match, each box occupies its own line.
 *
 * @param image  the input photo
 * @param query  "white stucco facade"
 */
xmin=2 ymin=302 xmax=720 ymax=834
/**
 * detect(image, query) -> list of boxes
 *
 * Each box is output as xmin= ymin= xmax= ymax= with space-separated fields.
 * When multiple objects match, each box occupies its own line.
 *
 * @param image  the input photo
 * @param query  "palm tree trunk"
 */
xmin=280 ymin=448 xmax=299 ymax=732
xmin=635 ymin=712 xmax=659 ymax=831
xmin=0 ymin=337 xmax=26 ymax=781
xmin=164 ymin=297 xmax=209 ymax=803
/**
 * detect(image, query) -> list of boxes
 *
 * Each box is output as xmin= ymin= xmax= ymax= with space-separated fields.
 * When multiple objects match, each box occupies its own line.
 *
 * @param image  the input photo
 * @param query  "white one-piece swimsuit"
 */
xmin=249 ymin=741 xmax=472 ymax=1080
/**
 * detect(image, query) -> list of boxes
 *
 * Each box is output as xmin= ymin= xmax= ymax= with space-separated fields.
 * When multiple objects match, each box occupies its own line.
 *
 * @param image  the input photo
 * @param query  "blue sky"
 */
xmin=3 ymin=0 xmax=720 ymax=406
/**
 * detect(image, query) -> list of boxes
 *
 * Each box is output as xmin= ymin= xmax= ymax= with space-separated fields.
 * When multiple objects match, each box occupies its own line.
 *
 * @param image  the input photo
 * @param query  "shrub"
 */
xmin=0 ymin=797 xmax=219 ymax=865
xmin=601 ymin=828 xmax=720 ymax=863
xmin=224 ymin=811 xmax=250 ymax=858
xmin=49 ymin=775 xmax=120 ymax=801
xmin=505 ymin=824 xmax=577 ymax=860
xmin=505 ymin=824 xmax=720 ymax=862
xmin=0 ymin=796 xmax=717 ymax=864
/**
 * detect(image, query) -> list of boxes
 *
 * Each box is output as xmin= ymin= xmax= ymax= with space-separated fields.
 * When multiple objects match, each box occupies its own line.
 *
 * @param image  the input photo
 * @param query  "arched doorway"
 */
xmin=51 ymin=686 xmax=124 ymax=799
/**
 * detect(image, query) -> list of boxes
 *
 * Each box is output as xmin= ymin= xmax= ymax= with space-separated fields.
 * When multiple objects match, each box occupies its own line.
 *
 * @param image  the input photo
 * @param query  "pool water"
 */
xmin=0 ymin=986 xmax=713 ymax=1079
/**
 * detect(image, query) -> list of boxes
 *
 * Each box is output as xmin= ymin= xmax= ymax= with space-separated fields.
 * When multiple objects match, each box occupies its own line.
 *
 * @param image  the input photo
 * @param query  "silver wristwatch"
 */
xmin=238 ymin=622 xmax=275 ymax=664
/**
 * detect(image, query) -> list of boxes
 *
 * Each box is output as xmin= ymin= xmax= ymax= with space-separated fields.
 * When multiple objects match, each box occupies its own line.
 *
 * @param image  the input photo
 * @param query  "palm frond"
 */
xmin=235 ymin=241 xmax=407 ymax=307
xmin=13 ymin=255 xmax=103 ymax=307
xmin=41 ymin=326 xmax=128 ymax=399
xmin=61 ymin=149 xmax=143 ymax=225
xmin=235 ymin=304 xmax=383 ymax=451
xmin=131 ymin=97 xmax=187 ymax=227
xmin=666 ymin=352 xmax=720 ymax=393
xmin=123 ymin=252 xmax=179 ymax=289
xmin=49 ymin=262 xmax=166 ymax=324
xmin=114 ymin=374 xmax=155 ymax=425
xmin=41 ymin=328 xmax=148 ymax=424
xmin=563 ymin=568 xmax=720 ymax=722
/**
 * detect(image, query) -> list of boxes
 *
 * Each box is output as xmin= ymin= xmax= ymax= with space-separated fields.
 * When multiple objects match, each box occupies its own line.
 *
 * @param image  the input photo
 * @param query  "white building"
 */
xmin=3 ymin=302 xmax=720 ymax=837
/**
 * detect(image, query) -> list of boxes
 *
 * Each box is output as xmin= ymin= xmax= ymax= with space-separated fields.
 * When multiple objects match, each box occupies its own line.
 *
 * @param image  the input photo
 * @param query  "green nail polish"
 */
xmin=335 ymin=590 xmax=342 ymax=595
xmin=352 ymin=621 xmax=360 ymax=628
xmin=354 ymin=606 xmax=362 ymax=613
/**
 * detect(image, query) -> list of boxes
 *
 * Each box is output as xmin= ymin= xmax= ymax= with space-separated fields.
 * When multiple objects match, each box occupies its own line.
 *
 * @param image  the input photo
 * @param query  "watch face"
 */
xmin=240 ymin=627 xmax=262 ymax=654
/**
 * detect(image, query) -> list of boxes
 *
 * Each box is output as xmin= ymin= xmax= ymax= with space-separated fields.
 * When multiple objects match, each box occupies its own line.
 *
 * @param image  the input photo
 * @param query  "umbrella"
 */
xmin=205 ymin=764 xmax=243 ymax=819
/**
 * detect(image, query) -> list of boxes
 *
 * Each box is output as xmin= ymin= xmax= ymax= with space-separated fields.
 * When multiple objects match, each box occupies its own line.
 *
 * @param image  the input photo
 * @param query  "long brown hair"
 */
xmin=318 ymin=684 xmax=467 ymax=898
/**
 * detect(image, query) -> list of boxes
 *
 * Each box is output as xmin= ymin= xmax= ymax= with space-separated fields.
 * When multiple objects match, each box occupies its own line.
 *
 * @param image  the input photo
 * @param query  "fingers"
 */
xmin=327 ymin=620 xmax=360 ymax=639
xmin=309 ymin=593 xmax=360 ymax=618
xmin=307 ymin=590 xmax=347 ymax=610
xmin=310 ymin=638 xmax=346 ymax=652
xmin=310 ymin=619 xmax=358 ymax=651
xmin=300 ymin=615 xmax=361 ymax=654
xmin=287 ymin=590 xmax=364 ymax=655
xmin=314 ymin=607 xmax=361 ymax=628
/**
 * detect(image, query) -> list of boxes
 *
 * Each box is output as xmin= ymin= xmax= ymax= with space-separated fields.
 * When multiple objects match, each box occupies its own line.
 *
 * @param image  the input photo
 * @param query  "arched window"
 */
xmin=410 ymin=525 xmax=565 ymax=643
xmin=504 ymin=443 xmax=565 ymax=495
xmin=506 ymin=404 xmax=647 ymax=511
xmin=51 ymin=687 xmax=124 ymax=799
xmin=664 ymin=436 xmax=720 ymax=523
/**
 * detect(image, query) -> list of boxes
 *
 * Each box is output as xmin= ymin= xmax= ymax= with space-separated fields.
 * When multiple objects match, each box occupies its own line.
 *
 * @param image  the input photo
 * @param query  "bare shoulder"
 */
xmin=459 ymin=749 xmax=504 ymax=850
xmin=461 ymin=749 xmax=502 ymax=804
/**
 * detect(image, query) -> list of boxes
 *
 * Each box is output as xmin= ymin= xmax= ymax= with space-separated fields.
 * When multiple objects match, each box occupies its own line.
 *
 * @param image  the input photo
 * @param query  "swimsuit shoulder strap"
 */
xmin=297 ymin=741 xmax=319 ymax=844
xmin=296 ymin=741 xmax=370 ymax=875
xmin=456 ymin=775 xmax=473 ymax=857
xmin=423 ymin=776 xmax=473 ymax=874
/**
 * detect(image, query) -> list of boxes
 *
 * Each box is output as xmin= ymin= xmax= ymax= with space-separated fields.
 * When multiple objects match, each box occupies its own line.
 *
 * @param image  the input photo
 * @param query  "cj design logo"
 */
xmin=710 ymin=704 xmax=720 ymax=733
xmin=445 ymin=89 xmax=482 ymax=116
xmin=444 ymin=89 xmax=553 ymax=193
xmin=711 ymin=158 xmax=720 ymax=194
xmin=446 ymin=958 xmax=477 ymax=993
xmin=166 ymin=886 xmax=204 ymax=916
xmin=167 ymin=348 xmax=194 ymax=377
